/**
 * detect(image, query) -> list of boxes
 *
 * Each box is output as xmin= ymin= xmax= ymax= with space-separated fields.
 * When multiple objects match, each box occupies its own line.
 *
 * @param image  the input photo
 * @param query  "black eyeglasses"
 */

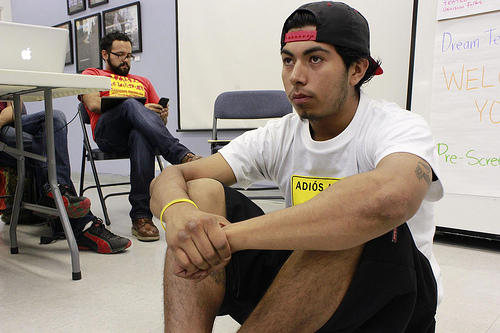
xmin=109 ymin=51 xmax=135 ymax=61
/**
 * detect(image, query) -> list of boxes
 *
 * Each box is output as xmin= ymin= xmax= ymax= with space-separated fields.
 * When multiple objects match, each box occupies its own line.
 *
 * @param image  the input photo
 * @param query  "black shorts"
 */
xmin=218 ymin=185 xmax=437 ymax=332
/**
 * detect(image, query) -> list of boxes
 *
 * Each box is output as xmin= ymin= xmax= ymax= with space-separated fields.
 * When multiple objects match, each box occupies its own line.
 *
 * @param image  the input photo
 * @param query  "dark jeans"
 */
xmin=0 ymin=110 xmax=94 ymax=237
xmin=93 ymin=98 xmax=191 ymax=221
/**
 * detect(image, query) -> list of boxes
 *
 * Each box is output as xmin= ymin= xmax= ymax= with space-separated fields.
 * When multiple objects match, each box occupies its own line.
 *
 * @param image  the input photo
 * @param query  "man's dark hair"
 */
xmin=100 ymin=31 xmax=132 ymax=53
xmin=282 ymin=11 xmax=381 ymax=93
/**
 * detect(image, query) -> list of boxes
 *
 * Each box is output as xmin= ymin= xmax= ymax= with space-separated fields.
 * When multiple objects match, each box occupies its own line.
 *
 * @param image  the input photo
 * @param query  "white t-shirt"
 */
xmin=220 ymin=91 xmax=444 ymax=303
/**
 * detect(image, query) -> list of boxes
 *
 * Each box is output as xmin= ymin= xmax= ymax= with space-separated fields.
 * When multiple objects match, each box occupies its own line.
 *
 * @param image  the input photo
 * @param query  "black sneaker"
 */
xmin=36 ymin=184 xmax=91 ymax=219
xmin=77 ymin=218 xmax=132 ymax=254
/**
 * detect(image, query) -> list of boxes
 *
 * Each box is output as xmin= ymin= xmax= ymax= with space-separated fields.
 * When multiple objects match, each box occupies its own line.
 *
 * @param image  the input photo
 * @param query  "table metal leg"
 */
xmin=43 ymin=88 xmax=82 ymax=280
xmin=8 ymin=94 xmax=24 ymax=254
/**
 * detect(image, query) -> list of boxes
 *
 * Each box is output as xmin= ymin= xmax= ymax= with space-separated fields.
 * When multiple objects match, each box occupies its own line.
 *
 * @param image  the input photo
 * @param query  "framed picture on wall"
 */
xmin=67 ymin=0 xmax=86 ymax=15
xmin=74 ymin=13 xmax=102 ymax=73
xmin=103 ymin=1 xmax=142 ymax=53
xmin=88 ymin=0 xmax=108 ymax=8
xmin=53 ymin=21 xmax=74 ymax=66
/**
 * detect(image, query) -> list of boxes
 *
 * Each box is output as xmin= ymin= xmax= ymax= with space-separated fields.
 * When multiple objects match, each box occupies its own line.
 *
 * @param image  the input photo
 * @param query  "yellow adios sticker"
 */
xmin=291 ymin=175 xmax=341 ymax=206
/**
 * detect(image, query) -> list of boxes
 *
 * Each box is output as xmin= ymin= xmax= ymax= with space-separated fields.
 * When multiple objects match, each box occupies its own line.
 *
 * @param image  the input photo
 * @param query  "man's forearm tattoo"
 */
xmin=415 ymin=162 xmax=431 ymax=186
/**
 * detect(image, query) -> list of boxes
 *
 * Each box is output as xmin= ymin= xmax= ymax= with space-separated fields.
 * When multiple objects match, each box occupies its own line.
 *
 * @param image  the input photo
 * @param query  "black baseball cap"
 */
xmin=281 ymin=1 xmax=383 ymax=75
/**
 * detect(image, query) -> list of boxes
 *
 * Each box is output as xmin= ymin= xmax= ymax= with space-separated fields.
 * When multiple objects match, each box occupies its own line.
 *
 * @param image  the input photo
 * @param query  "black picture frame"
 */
xmin=53 ymin=21 xmax=74 ymax=66
xmin=67 ymin=0 xmax=86 ymax=15
xmin=74 ymin=13 xmax=102 ymax=73
xmin=88 ymin=0 xmax=108 ymax=8
xmin=103 ymin=1 xmax=142 ymax=53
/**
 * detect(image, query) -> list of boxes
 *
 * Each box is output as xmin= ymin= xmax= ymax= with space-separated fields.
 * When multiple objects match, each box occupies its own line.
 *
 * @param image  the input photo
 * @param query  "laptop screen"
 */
xmin=0 ymin=21 xmax=68 ymax=73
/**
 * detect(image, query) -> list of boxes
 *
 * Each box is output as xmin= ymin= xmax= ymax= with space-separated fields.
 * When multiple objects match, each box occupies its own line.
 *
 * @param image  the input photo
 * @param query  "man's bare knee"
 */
xmin=186 ymin=178 xmax=226 ymax=216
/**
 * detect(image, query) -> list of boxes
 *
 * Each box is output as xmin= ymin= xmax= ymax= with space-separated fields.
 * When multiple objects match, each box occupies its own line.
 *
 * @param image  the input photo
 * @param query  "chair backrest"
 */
xmin=214 ymin=90 xmax=292 ymax=120
xmin=210 ymin=90 xmax=292 ymax=154
xmin=78 ymin=103 xmax=91 ymax=124
xmin=211 ymin=90 xmax=288 ymax=197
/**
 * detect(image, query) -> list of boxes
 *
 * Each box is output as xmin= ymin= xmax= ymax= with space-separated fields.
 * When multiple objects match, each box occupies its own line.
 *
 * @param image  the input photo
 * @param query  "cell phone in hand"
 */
xmin=158 ymin=97 xmax=170 ymax=108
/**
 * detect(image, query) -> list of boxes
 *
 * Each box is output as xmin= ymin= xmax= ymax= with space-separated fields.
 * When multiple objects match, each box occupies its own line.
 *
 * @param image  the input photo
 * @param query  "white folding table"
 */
xmin=0 ymin=69 xmax=110 ymax=280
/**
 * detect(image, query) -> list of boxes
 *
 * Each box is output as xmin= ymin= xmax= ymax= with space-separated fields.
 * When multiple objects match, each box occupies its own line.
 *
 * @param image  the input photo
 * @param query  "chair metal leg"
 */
xmin=79 ymin=152 xmax=163 ymax=226
xmin=156 ymin=155 xmax=164 ymax=171
xmin=87 ymin=153 xmax=112 ymax=226
xmin=79 ymin=146 xmax=87 ymax=197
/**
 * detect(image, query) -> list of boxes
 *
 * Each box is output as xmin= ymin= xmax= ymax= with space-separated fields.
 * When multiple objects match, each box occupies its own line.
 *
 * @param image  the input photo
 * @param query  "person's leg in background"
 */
xmin=128 ymin=128 xmax=159 ymax=241
xmin=21 ymin=110 xmax=90 ymax=218
xmin=94 ymin=108 xmax=160 ymax=241
xmin=95 ymin=99 xmax=192 ymax=165
xmin=94 ymin=103 xmax=159 ymax=243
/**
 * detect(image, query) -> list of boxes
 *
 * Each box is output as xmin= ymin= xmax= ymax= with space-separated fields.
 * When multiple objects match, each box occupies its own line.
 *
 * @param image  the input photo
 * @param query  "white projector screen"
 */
xmin=176 ymin=0 xmax=414 ymax=130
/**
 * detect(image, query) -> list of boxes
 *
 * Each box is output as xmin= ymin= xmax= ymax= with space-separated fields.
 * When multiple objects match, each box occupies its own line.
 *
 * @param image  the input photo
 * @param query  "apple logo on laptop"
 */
xmin=21 ymin=47 xmax=32 ymax=61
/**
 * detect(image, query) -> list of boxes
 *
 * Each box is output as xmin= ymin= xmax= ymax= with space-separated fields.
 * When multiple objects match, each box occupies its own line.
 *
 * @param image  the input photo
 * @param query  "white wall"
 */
xmin=0 ymin=0 xmax=12 ymax=21
xmin=177 ymin=0 xmax=414 ymax=130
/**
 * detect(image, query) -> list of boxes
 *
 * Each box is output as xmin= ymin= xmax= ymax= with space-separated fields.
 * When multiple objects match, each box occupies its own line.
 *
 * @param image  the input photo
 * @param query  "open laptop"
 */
xmin=0 ymin=21 xmax=68 ymax=73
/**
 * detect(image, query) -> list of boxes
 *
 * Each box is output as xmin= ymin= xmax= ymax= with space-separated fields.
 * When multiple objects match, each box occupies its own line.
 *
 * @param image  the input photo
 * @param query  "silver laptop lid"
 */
xmin=0 ymin=21 xmax=68 ymax=73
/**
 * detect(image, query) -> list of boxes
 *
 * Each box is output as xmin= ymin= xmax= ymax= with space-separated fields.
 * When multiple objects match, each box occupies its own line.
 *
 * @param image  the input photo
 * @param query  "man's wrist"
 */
xmin=159 ymin=198 xmax=199 ymax=230
xmin=223 ymin=223 xmax=242 ymax=253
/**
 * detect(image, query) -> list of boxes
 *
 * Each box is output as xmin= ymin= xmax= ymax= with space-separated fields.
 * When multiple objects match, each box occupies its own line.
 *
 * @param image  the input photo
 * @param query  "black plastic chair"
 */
xmin=78 ymin=103 xmax=164 ymax=225
xmin=209 ymin=90 xmax=292 ymax=200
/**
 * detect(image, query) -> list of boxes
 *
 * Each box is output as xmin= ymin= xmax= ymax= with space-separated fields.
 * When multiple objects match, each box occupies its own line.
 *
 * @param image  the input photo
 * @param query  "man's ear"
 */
xmin=349 ymin=58 xmax=369 ymax=86
xmin=101 ymin=49 xmax=108 ymax=61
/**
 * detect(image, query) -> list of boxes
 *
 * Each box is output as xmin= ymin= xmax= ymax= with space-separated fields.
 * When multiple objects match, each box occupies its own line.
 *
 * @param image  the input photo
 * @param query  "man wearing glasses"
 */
xmin=80 ymin=31 xmax=200 ymax=243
